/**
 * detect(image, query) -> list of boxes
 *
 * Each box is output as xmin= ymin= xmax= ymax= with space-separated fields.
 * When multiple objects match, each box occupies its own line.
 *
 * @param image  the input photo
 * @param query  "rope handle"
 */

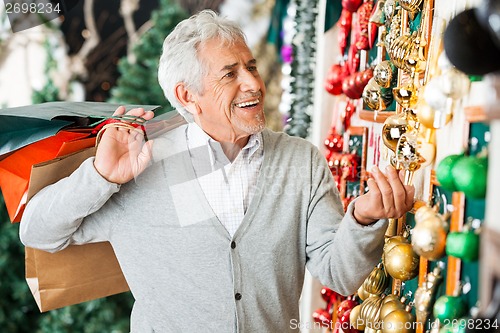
xmin=94 ymin=116 xmax=148 ymax=147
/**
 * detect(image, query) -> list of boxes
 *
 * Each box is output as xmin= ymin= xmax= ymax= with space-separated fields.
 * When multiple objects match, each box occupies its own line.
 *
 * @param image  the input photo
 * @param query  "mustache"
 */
xmin=232 ymin=91 xmax=262 ymax=105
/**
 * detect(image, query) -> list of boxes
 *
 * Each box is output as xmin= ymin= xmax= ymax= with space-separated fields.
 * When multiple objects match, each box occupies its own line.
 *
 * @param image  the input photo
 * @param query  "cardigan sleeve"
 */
xmin=19 ymin=157 xmax=122 ymax=253
xmin=304 ymin=149 xmax=388 ymax=296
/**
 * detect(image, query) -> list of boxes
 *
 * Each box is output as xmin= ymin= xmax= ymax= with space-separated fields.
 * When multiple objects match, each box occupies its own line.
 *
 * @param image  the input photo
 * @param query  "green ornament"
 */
xmin=451 ymin=156 xmax=488 ymax=199
xmin=446 ymin=230 xmax=480 ymax=261
xmin=433 ymin=295 xmax=468 ymax=322
xmin=436 ymin=154 xmax=463 ymax=191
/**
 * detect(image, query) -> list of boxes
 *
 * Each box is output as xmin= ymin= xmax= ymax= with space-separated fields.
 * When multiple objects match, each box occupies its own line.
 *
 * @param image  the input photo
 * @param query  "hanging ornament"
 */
xmin=416 ymin=98 xmax=452 ymax=130
xmin=325 ymin=63 xmax=349 ymax=95
xmin=435 ymin=154 xmax=464 ymax=192
xmin=414 ymin=265 xmax=444 ymax=325
xmin=341 ymin=153 xmax=361 ymax=182
xmin=384 ymin=8 xmax=402 ymax=51
xmin=433 ymin=293 xmax=468 ymax=322
xmin=357 ymin=283 xmax=374 ymax=301
xmin=451 ymin=155 xmax=488 ymax=199
xmin=337 ymin=297 xmax=362 ymax=333
xmin=393 ymin=81 xmax=419 ymax=109
xmin=411 ymin=206 xmax=448 ymax=260
xmin=347 ymin=44 xmax=361 ymax=74
xmin=342 ymin=0 xmax=363 ymax=13
xmin=355 ymin=0 xmax=374 ymax=50
xmin=359 ymin=294 xmax=385 ymax=329
xmin=338 ymin=9 xmax=353 ymax=55
xmin=384 ymin=233 xmax=420 ymax=281
xmin=380 ymin=294 xmax=406 ymax=320
xmin=363 ymin=78 xmax=393 ymax=111
xmin=446 ymin=220 xmax=480 ymax=262
xmin=363 ymin=263 xmax=390 ymax=295
xmin=374 ymin=61 xmax=396 ymax=88
xmin=313 ymin=286 xmax=341 ymax=327
xmin=350 ymin=304 xmax=366 ymax=330
xmin=382 ymin=112 xmax=413 ymax=153
xmin=381 ymin=304 xmax=416 ymax=333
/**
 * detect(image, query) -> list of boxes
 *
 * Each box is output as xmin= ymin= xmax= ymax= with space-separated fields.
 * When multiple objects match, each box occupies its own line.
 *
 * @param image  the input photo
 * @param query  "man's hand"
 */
xmin=93 ymin=106 xmax=155 ymax=184
xmin=353 ymin=165 xmax=415 ymax=225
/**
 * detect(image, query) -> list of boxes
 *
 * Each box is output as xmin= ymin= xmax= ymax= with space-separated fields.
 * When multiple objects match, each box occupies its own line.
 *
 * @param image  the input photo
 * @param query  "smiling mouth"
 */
xmin=235 ymin=99 xmax=260 ymax=108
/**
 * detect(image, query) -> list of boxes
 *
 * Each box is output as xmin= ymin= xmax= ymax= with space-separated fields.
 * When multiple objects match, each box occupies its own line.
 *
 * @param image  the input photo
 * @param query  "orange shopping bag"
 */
xmin=0 ymin=131 xmax=95 ymax=222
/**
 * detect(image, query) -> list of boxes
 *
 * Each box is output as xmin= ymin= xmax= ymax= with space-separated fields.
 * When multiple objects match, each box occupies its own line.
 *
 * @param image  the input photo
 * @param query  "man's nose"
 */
xmin=239 ymin=70 xmax=260 ymax=92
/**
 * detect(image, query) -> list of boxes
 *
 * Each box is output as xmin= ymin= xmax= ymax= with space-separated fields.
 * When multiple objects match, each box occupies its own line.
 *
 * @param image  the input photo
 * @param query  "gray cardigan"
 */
xmin=20 ymin=125 xmax=388 ymax=332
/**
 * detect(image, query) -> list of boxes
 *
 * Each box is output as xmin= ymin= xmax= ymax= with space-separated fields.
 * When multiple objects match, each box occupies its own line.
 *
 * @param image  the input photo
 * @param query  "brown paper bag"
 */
xmin=25 ymin=147 xmax=129 ymax=312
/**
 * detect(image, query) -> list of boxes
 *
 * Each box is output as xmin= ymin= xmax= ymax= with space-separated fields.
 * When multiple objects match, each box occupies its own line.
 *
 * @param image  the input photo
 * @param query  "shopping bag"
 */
xmin=25 ymin=243 xmax=129 ymax=312
xmin=0 ymin=131 xmax=95 ymax=223
xmin=0 ymin=101 xmax=160 ymax=156
xmin=24 ymin=147 xmax=129 ymax=312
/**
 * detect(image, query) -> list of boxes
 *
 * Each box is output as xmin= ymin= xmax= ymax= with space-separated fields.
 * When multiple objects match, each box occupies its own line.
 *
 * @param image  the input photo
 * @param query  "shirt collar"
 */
xmin=187 ymin=122 xmax=263 ymax=163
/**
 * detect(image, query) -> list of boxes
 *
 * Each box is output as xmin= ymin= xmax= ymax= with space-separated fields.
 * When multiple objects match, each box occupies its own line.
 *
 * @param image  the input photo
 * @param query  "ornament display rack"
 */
xmin=315 ymin=0 xmax=492 ymax=332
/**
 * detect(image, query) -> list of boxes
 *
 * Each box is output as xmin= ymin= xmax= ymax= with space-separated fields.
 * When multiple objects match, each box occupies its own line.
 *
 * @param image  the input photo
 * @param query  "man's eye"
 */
xmin=223 ymin=72 xmax=235 ymax=79
xmin=248 ymin=66 xmax=257 ymax=72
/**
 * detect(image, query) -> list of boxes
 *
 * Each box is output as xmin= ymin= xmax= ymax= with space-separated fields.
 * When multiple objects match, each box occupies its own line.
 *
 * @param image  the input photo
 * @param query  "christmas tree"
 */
xmin=109 ymin=0 xmax=187 ymax=110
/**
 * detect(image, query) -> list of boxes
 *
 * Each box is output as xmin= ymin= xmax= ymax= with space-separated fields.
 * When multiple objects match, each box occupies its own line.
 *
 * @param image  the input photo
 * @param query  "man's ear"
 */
xmin=174 ymin=83 xmax=199 ymax=115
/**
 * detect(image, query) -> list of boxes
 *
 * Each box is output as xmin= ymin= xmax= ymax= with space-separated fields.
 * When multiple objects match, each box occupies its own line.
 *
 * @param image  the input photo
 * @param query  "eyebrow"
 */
xmin=219 ymin=59 xmax=257 ymax=72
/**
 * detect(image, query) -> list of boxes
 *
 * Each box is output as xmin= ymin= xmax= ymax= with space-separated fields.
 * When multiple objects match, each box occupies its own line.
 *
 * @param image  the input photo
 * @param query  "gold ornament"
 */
xmin=363 ymin=78 xmax=393 ymax=112
xmin=383 ymin=0 xmax=397 ymax=21
xmin=414 ymin=265 xmax=444 ymax=325
xmin=382 ymin=112 xmax=410 ymax=152
xmin=384 ymin=241 xmax=420 ymax=281
xmin=381 ymin=305 xmax=416 ymax=333
xmin=380 ymin=296 xmax=406 ymax=319
xmin=358 ymin=284 xmax=374 ymax=301
xmin=363 ymin=263 xmax=390 ymax=295
xmin=385 ymin=8 xmax=402 ymax=51
xmin=360 ymin=294 xmax=385 ymax=329
xmin=411 ymin=207 xmax=448 ymax=260
xmin=350 ymin=304 xmax=365 ymax=330
xmin=393 ymin=82 xmax=419 ymax=109
xmin=416 ymin=98 xmax=452 ymax=129
xmin=374 ymin=61 xmax=395 ymax=88
xmin=400 ymin=0 xmax=423 ymax=20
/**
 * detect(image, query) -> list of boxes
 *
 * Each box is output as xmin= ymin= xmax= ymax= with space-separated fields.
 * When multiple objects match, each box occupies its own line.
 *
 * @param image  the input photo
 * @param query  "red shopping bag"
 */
xmin=0 ymin=131 xmax=95 ymax=222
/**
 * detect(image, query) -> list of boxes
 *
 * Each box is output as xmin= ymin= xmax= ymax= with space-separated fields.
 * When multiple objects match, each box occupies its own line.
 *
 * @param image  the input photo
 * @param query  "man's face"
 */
xmin=191 ymin=38 xmax=266 ymax=142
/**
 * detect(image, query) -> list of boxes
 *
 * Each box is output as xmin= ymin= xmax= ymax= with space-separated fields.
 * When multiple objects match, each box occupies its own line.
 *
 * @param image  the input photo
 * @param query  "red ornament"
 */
xmin=337 ymin=298 xmax=358 ymax=318
xmin=368 ymin=22 xmax=379 ymax=49
xmin=312 ymin=308 xmax=331 ymax=327
xmin=347 ymin=46 xmax=360 ymax=74
xmin=336 ymin=308 xmax=362 ymax=333
xmin=342 ymin=0 xmax=363 ymax=12
xmin=343 ymin=101 xmax=357 ymax=131
xmin=324 ymin=128 xmax=344 ymax=154
xmin=338 ymin=9 xmax=353 ymax=55
xmin=342 ymin=74 xmax=363 ymax=99
xmin=325 ymin=63 xmax=347 ymax=95
xmin=341 ymin=153 xmax=361 ymax=182
xmin=355 ymin=0 xmax=374 ymax=50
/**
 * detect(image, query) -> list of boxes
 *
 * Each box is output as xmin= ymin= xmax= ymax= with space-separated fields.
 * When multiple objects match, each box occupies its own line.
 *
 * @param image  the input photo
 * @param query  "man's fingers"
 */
xmin=385 ymin=165 xmax=408 ymax=213
xmin=112 ymin=105 xmax=126 ymax=116
xmin=371 ymin=166 xmax=395 ymax=213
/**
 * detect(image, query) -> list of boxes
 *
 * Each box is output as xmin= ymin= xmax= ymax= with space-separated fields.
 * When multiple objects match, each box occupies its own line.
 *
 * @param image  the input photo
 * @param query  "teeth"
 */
xmin=235 ymin=99 xmax=259 ymax=108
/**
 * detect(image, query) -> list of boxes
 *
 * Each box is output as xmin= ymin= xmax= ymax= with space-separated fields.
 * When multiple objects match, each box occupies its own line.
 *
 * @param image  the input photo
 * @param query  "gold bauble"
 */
xmin=363 ymin=263 xmax=390 ymax=295
xmin=382 ymin=113 xmax=409 ymax=152
xmin=350 ymin=304 xmax=365 ymax=330
xmin=363 ymin=78 xmax=393 ymax=111
xmin=414 ymin=206 xmax=436 ymax=223
xmin=411 ymin=216 xmax=447 ymax=260
xmin=380 ymin=299 xmax=405 ymax=319
xmin=393 ymin=83 xmax=419 ymax=109
xmin=382 ymin=308 xmax=416 ymax=333
xmin=384 ymin=243 xmax=420 ymax=281
xmin=360 ymin=295 xmax=385 ymax=329
xmin=374 ymin=61 xmax=395 ymax=88
xmin=358 ymin=284 xmax=373 ymax=301
xmin=416 ymin=99 xmax=452 ymax=129
xmin=417 ymin=134 xmax=436 ymax=167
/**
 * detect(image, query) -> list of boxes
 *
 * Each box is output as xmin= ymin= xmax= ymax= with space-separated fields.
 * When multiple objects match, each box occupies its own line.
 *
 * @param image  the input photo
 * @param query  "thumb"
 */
xmin=135 ymin=140 xmax=154 ymax=176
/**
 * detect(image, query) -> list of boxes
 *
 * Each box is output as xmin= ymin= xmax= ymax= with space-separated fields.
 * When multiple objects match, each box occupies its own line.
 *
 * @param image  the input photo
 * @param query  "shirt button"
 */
xmin=235 ymin=293 xmax=242 ymax=300
xmin=231 ymin=241 xmax=236 ymax=249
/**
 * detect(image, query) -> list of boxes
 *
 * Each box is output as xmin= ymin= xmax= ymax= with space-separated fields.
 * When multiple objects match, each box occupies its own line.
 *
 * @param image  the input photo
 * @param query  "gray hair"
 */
xmin=158 ymin=10 xmax=247 ymax=122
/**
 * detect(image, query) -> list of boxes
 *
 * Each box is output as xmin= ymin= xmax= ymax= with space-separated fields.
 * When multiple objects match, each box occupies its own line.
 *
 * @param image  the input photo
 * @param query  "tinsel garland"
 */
xmin=284 ymin=0 xmax=319 ymax=138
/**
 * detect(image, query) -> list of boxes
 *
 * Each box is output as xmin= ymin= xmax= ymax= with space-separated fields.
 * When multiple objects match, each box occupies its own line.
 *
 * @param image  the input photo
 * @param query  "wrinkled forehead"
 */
xmin=197 ymin=38 xmax=253 ymax=72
